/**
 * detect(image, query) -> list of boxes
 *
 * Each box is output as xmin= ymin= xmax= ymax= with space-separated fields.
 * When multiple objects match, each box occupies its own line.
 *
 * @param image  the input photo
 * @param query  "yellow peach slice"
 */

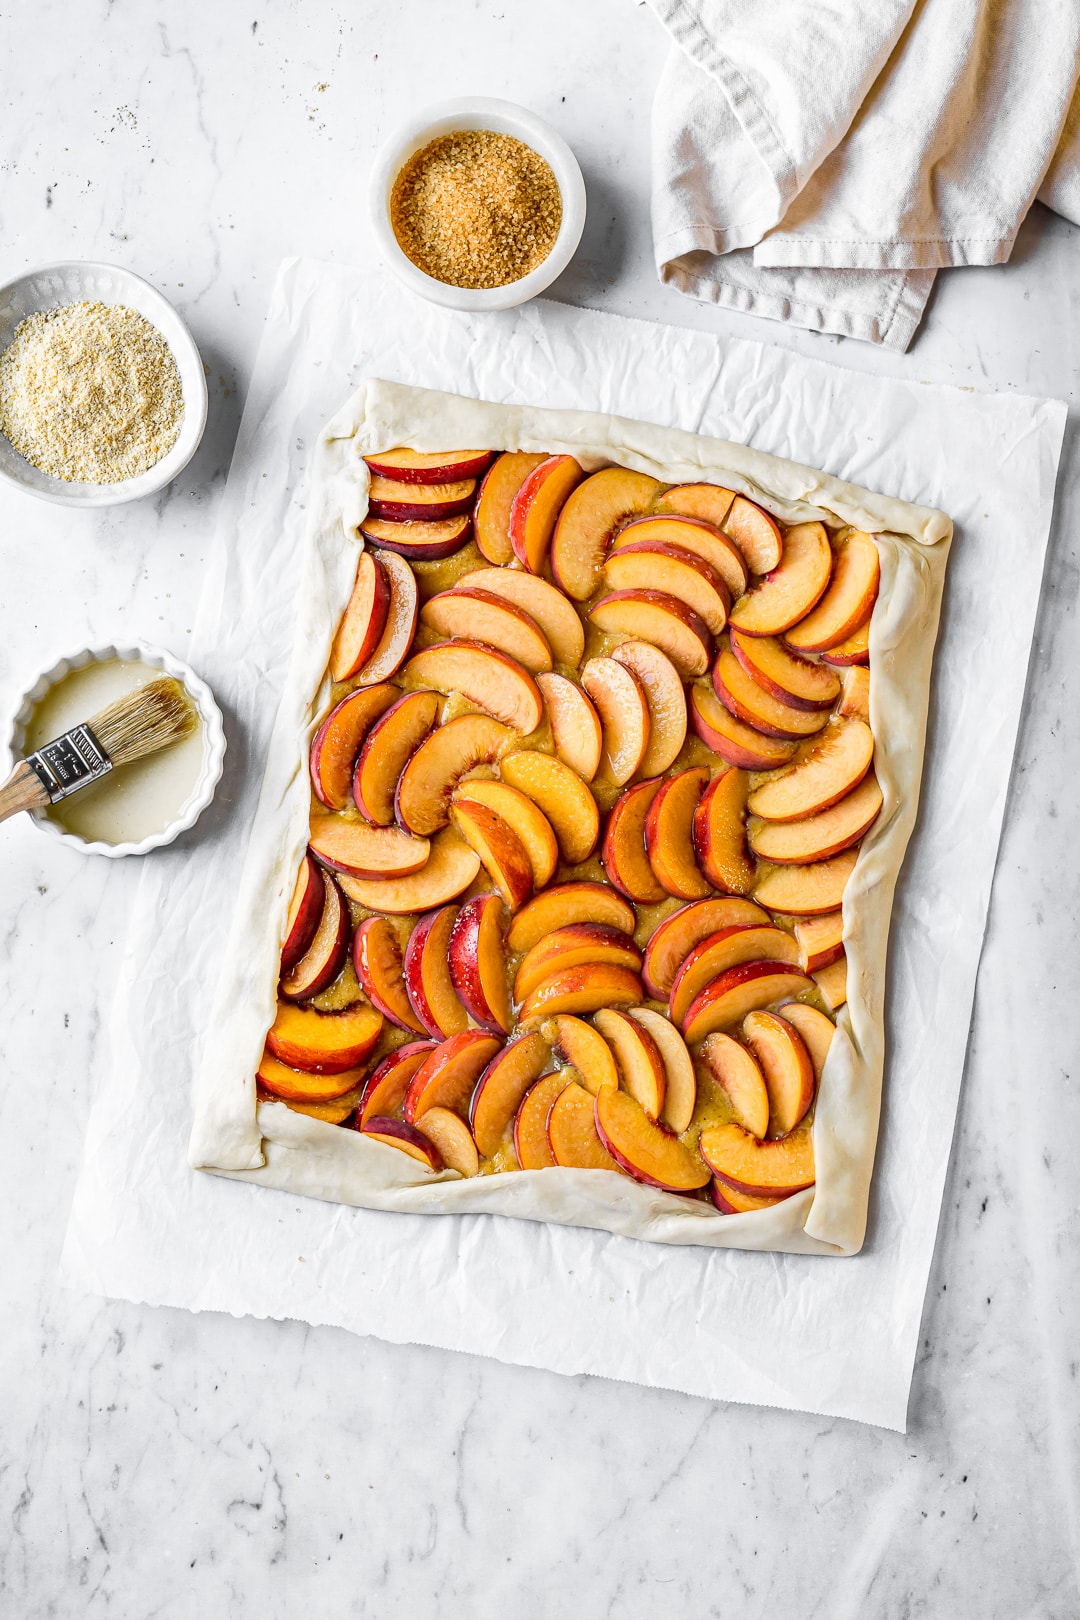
xmin=458 ymin=566 xmax=585 ymax=666
xmin=644 ymin=766 xmax=711 ymax=900
xmin=728 ymin=522 xmax=833 ymax=637
xmin=353 ymin=689 xmax=440 ymax=826
xmin=448 ymin=893 xmax=514 ymax=1033
xmin=403 ymin=906 xmax=469 ymax=1039
xmin=266 ymin=999 xmax=384 ymax=1074
xmin=698 ymin=1119 xmax=815 ymax=1196
xmin=741 ymin=1010 xmax=815 ymax=1136
xmin=641 ymin=895 xmax=769 ymax=999
xmin=420 ymin=588 xmax=553 ymax=674
xmin=594 ymin=1088 xmax=711 ymax=1191
xmin=513 ymin=924 xmax=642 ymax=1004
xmin=361 ymin=1117 xmax=443 ymax=1170
xmin=404 ymin=1029 xmax=503 ymax=1123
xmin=546 ymin=1014 xmax=620 ymax=1096
xmin=310 ymin=684 xmax=399 ymax=811
xmin=793 ymin=911 xmax=844 ymax=973
xmin=688 ymin=682 xmax=799 ymax=772
xmin=779 ymin=1002 xmax=836 ymax=1080
xmin=548 ymin=1081 xmax=623 ymax=1171
xmin=821 ymin=620 xmax=870 ymax=667
xmin=367 ymin=474 xmax=476 ymax=522
xmin=396 ymin=712 xmax=514 ymax=836
xmin=359 ymin=1041 xmax=438 ymax=1126
xmin=838 ymin=665 xmax=870 ymax=721
xmin=748 ymin=774 xmax=882 ymax=864
xmin=746 ymin=721 xmax=874 ymax=821
xmin=550 ymin=466 xmax=662 ymax=600
xmin=352 ymin=917 xmax=426 ymax=1034
xmin=455 ymin=779 xmax=559 ymax=889
xmin=627 ymin=509 xmax=747 ymax=597
xmin=611 ymin=640 xmax=687 ymax=776
xmin=729 ymin=627 xmax=839 ymax=711
xmin=499 ymin=751 xmax=600 ymax=865
xmin=602 ymin=777 xmax=667 ymax=903
xmin=712 ymin=647 xmax=830 ymax=740
xmin=330 ymin=551 xmax=391 ymax=681
xmin=359 ymin=513 xmax=472 ymax=561
xmin=711 ymin=1181 xmax=788 ymax=1214
xmin=785 ymin=531 xmax=880 ymax=653
xmin=656 ymin=482 xmax=736 ymax=531
xmin=699 ymin=1031 xmax=770 ymax=1140
xmin=473 ymin=452 xmax=548 ymax=564
xmin=681 ymin=962 xmax=814 ymax=1043
xmin=516 ymin=964 xmax=644 ymax=1022
xmin=513 ymin=1072 xmax=567 ymax=1170
xmin=594 ymin=1007 xmax=667 ymax=1120
xmin=506 ymin=881 xmax=636 ymax=954
xmin=692 ymin=767 xmax=756 ymax=896
xmin=470 ymin=1032 xmax=551 ymax=1158
xmin=354 ymin=549 xmax=419 ymax=686
xmin=603 ymin=543 xmax=731 ymax=637
xmin=450 ymin=800 xmax=534 ymax=911
xmin=536 ymin=673 xmax=603 ymax=782
xmin=404 ymin=641 xmax=542 ymax=734
xmin=256 ymin=1079 xmax=367 ymax=1125
xmin=628 ymin=1007 xmax=697 ymax=1135
xmin=364 ymin=447 xmax=493 ymax=483
xmin=338 ymin=829 xmax=481 ymax=914
xmin=581 ymin=656 xmax=651 ymax=786
xmin=589 ymin=590 xmax=712 ymax=678
xmin=753 ymin=850 xmax=858 ymax=915
xmin=722 ymin=495 xmax=783 ymax=574
xmin=510 ymin=455 xmax=586 ymax=575
xmin=415 ymin=1107 xmax=480 ymax=1177
xmin=813 ymin=953 xmax=848 ymax=1010
xmin=669 ymin=925 xmax=801 ymax=1029
xmin=309 ymin=812 xmax=430 ymax=880
xmin=257 ymin=1049 xmax=368 ymax=1105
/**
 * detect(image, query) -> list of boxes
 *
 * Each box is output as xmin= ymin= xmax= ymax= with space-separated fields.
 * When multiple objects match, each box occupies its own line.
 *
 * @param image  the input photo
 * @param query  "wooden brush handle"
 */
xmin=0 ymin=760 xmax=51 ymax=823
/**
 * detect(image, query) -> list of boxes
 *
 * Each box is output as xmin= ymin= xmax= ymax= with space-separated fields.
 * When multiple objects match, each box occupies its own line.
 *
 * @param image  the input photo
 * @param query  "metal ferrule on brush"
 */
xmin=24 ymin=724 xmax=113 ymax=802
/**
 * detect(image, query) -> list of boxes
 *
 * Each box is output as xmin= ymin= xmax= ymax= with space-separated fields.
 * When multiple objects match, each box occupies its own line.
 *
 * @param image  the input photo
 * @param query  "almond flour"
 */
xmin=0 ymin=301 xmax=184 ymax=484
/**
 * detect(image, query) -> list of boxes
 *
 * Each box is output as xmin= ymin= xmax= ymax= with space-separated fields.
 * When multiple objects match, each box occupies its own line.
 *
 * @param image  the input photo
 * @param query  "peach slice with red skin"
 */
xmin=396 ymin=713 xmax=514 ymax=836
xmin=330 ymin=551 xmax=392 ymax=682
xmin=592 ymin=1007 xmax=667 ymax=1120
xmin=513 ymin=924 xmax=643 ymax=1004
xmin=310 ymin=684 xmax=398 ymax=811
xmin=338 ymin=828 xmax=481 ymax=914
xmin=499 ymin=751 xmax=600 ymax=865
xmin=258 ymin=1049 xmax=369 ymax=1105
xmin=357 ymin=1041 xmax=438 ymax=1126
xmin=458 ymin=567 xmax=585 ymax=666
xmin=698 ymin=1119 xmax=815 ymax=1197
xmin=615 ymin=513 xmax=748 ymax=599
xmin=729 ymin=627 xmax=839 ymax=711
xmin=753 ymin=849 xmax=858 ymax=915
xmin=514 ymin=1072 xmax=566 ymax=1170
xmin=749 ymin=774 xmax=882 ymax=864
xmin=548 ymin=1082 xmax=623 ymax=1172
xmin=682 ymin=961 xmax=815 ymax=1043
xmin=581 ymin=657 xmax=650 ymax=786
xmin=838 ymin=664 xmax=870 ymax=722
xmin=669 ymin=924 xmax=801 ymax=1029
xmin=711 ymin=1181 xmax=788 ymax=1214
xmin=628 ymin=1007 xmax=697 ymax=1135
xmin=700 ymin=1032 xmax=770 ymax=1140
xmin=641 ymin=895 xmax=769 ymax=999
xmin=360 ymin=513 xmax=472 ymax=561
xmin=404 ymin=1029 xmax=504 ymax=1123
xmin=546 ymin=1014 xmax=619 ymax=1096
xmin=353 ymin=689 xmax=439 ymax=825
xmin=415 ymin=1107 xmax=480 ymax=1176
xmin=785 ymin=531 xmax=880 ymax=654
xmin=470 ymin=1031 xmax=551 ymax=1158
xmin=793 ymin=910 xmax=844 ymax=973
xmin=688 ymin=683 xmax=798 ymax=772
xmin=352 ymin=916 xmax=426 ymax=1034
xmin=656 ymin=482 xmax=736 ymax=534
xmin=603 ymin=542 xmax=731 ymax=637
xmin=516 ymin=964 xmax=644 ymax=1022
xmin=449 ymin=893 xmax=514 ymax=1033
xmin=404 ymin=641 xmax=542 ymax=734
xmin=403 ymin=905 xmax=469 ymax=1039
xmin=780 ymin=1002 xmax=836 ymax=1079
xmin=549 ymin=466 xmax=661 ymax=600
xmin=280 ymin=867 xmax=350 ymax=1001
xmin=746 ymin=721 xmax=874 ymax=821
xmin=589 ymin=590 xmax=712 ymax=679
xmin=309 ymin=811 xmax=430 ymax=881
xmin=692 ymin=767 xmax=755 ymax=896
xmin=510 ymin=455 xmax=586 ymax=575
xmin=454 ymin=779 xmax=558 ymax=889
xmin=362 ymin=1116 xmax=443 ymax=1170
xmin=451 ymin=800 xmax=534 ymax=911
xmin=712 ymin=647 xmax=830 ymax=741
xmin=644 ymin=766 xmax=712 ymax=900
xmin=507 ymin=881 xmax=636 ymax=954
xmin=813 ymin=953 xmax=848 ymax=1010
xmin=266 ymin=998 xmax=384 ymax=1074
xmin=594 ymin=1087 xmax=711 ymax=1192
xmin=364 ymin=448 xmax=493 ymax=484
xmin=420 ymin=588 xmax=553 ymax=674
xmin=473 ymin=452 xmax=549 ymax=565
xmin=722 ymin=495 xmax=783 ymax=575
xmin=367 ymin=474 xmax=476 ymax=522
xmin=611 ymin=640 xmax=686 ymax=776
xmin=281 ymin=852 xmax=324 ymax=973
xmin=728 ymin=522 xmax=833 ymax=637
xmin=602 ymin=777 xmax=667 ymax=904
xmin=822 ymin=620 xmax=870 ymax=667
xmin=536 ymin=673 xmax=602 ymax=782
xmin=353 ymin=550 xmax=419 ymax=686
xmin=257 ymin=1079 xmax=367 ymax=1125
xmin=742 ymin=1009 xmax=815 ymax=1136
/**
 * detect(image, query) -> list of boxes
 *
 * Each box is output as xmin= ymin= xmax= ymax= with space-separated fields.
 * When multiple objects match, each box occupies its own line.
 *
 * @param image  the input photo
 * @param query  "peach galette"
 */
xmin=257 ymin=440 xmax=887 ymax=1215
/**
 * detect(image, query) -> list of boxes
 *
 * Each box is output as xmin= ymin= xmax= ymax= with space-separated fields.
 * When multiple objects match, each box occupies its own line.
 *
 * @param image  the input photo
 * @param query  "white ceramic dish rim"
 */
xmin=6 ymin=641 xmax=226 ymax=858
xmin=368 ymin=96 xmax=587 ymax=312
xmin=0 ymin=259 xmax=209 ymax=509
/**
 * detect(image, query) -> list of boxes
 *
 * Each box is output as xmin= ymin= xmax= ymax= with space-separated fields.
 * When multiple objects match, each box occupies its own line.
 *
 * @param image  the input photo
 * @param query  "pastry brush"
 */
xmin=0 ymin=675 xmax=198 ymax=825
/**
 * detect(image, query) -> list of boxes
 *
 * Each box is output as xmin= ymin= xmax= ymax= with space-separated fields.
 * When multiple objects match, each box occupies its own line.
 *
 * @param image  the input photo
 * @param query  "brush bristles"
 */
xmin=88 ymin=676 xmax=199 ymax=767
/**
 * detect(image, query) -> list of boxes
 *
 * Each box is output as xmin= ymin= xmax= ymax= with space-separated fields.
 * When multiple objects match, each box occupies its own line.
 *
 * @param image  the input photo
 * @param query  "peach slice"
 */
xmin=310 ymin=685 xmax=398 ymax=811
xmin=367 ymin=474 xmax=476 ymax=522
xmin=628 ymin=1007 xmax=696 ymax=1135
xmin=352 ymin=917 xmax=426 ymax=1034
xmin=309 ymin=811 xmax=430 ymax=881
xmin=692 ymin=767 xmax=755 ymax=896
xmin=353 ymin=549 xmax=419 ymax=686
xmin=514 ymin=1072 xmax=566 ymax=1170
xmin=470 ymin=1031 xmax=551 ymax=1157
xmin=498 ymin=751 xmax=600 ymax=865
xmin=454 ymin=780 xmax=558 ymax=889
xmin=415 ymin=1107 xmax=480 ymax=1176
xmin=330 ymin=552 xmax=392 ymax=681
xmin=728 ymin=522 xmax=833 ymax=637
xmin=722 ymin=495 xmax=783 ymax=575
xmin=611 ymin=640 xmax=686 ymax=776
xmin=793 ymin=911 xmax=844 ymax=973
xmin=509 ymin=454 xmax=585 ymax=574
xmin=594 ymin=1087 xmax=711 ymax=1192
xmin=669 ymin=924 xmax=801 ymax=1029
xmin=603 ymin=542 xmax=731 ymax=637
xmin=448 ymin=893 xmax=513 ymax=1033
xmin=688 ymin=683 xmax=798 ymax=771
xmin=513 ymin=924 xmax=643 ymax=1004
xmin=420 ymin=588 xmax=553 ymax=674
xmin=813 ymin=953 xmax=848 ymax=1010
xmin=698 ymin=1119 xmax=815 ymax=1196
xmin=364 ymin=447 xmax=493 ymax=484
xmin=257 ymin=1049 xmax=368 ymax=1105
xmin=451 ymin=800 xmax=534 ymax=911
xmin=535 ymin=673 xmax=602 ymax=783
xmin=644 ymin=766 xmax=711 ymax=900
xmin=656 ymin=482 xmax=736 ymax=533
xmin=257 ymin=1079 xmax=367 ymax=1125
xmin=779 ymin=1002 xmax=836 ymax=1080
xmin=404 ymin=641 xmax=542 ymax=734
xmin=403 ymin=905 xmax=469 ymax=1039
xmin=711 ymin=1181 xmax=788 ymax=1214
xmin=404 ymin=1029 xmax=504 ymax=1123
xmin=699 ymin=1032 xmax=770 ymax=1140
xmin=548 ymin=1082 xmax=623 ymax=1172
xmin=641 ymin=895 xmax=769 ymax=1000
xmin=581 ymin=657 xmax=650 ymax=786
xmin=281 ymin=852 xmax=324 ymax=972
xmin=749 ymin=773 xmax=882 ymax=864
xmin=617 ymin=513 xmax=748 ymax=599
xmin=516 ymin=964 xmax=644 ymax=1023
xmin=753 ymin=849 xmax=858 ymax=916
xmin=712 ymin=647 xmax=830 ymax=741
xmin=352 ymin=689 xmax=439 ymax=825
xmin=547 ymin=1014 xmax=619 ymax=1096
xmin=361 ymin=1116 xmax=443 ymax=1170
xmin=458 ymin=567 xmax=585 ymax=666
xmin=473 ymin=451 xmax=549 ymax=564
xmin=742 ymin=1010 xmax=815 ymax=1136
xmin=602 ymin=777 xmax=666 ymax=903
xmin=821 ymin=620 xmax=870 ymax=667
xmin=549 ymin=466 xmax=661 ymax=600
xmin=266 ymin=998 xmax=384 ymax=1074
xmin=682 ymin=961 xmax=815 ymax=1043
xmin=593 ymin=1007 xmax=666 ymax=1120
xmin=360 ymin=512 xmax=472 ymax=561
xmin=507 ymin=881 xmax=636 ymax=954
xmin=785 ymin=530 xmax=880 ymax=653
xmin=396 ymin=713 xmax=513 ymax=836
xmin=746 ymin=721 xmax=874 ymax=821
xmin=589 ymin=590 xmax=712 ymax=679
xmin=280 ymin=868 xmax=350 ymax=1001
xmin=338 ymin=828 xmax=481 ymax=914
xmin=838 ymin=664 xmax=870 ymax=722
xmin=358 ymin=1041 xmax=438 ymax=1126
xmin=729 ymin=627 xmax=839 ymax=711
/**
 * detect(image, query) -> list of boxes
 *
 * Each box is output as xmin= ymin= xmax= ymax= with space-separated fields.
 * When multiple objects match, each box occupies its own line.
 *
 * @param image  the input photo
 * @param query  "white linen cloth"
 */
xmin=647 ymin=0 xmax=1080 ymax=348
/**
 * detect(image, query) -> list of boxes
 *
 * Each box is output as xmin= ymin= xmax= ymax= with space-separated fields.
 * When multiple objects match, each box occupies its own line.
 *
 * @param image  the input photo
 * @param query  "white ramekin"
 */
xmin=6 ymin=641 xmax=226 ymax=858
xmin=0 ymin=261 xmax=208 ymax=508
xmin=369 ymin=97 xmax=587 ymax=312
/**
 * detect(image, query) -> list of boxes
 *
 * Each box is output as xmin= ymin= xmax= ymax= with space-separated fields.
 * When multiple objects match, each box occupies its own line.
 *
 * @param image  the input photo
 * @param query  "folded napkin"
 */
xmin=647 ymin=0 xmax=1080 ymax=348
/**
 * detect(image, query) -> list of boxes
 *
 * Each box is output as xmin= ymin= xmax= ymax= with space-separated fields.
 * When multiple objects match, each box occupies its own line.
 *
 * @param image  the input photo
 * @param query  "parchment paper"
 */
xmin=59 ymin=258 xmax=1065 ymax=1429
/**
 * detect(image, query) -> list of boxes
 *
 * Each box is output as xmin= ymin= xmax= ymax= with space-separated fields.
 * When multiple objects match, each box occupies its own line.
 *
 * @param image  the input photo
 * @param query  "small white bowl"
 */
xmin=0 ymin=261 xmax=208 ymax=508
xmin=6 ymin=641 xmax=226 ymax=858
xmin=369 ymin=97 xmax=587 ymax=312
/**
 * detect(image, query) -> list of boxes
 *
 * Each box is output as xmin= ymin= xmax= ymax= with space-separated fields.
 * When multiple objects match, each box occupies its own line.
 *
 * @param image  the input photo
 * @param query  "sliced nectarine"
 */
xmin=547 ymin=1014 xmax=619 ymax=1096
xmin=656 ymin=482 xmax=736 ymax=533
xmin=473 ymin=451 xmax=548 ymax=564
xmin=509 ymin=455 xmax=585 ymax=574
xmin=589 ymin=590 xmax=712 ymax=679
xmin=257 ymin=1079 xmax=366 ymax=1125
xmin=628 ymin=1007 xmax=696 ymax=1135
xmin=688 ymin=682 xmax=798 ymax=771
xmin=603 ymin=542 xmax=731 ymax=637
xmin=403 ymin=905 xmax=469 ymax=1039
xmin=753 ymin=849 xmax=858 ymax=915
xmin=257 ymin=1048 xmax=368 ymax=1104
xmin=581 ymin=656 xmax=650 ymax=786
xmin=513 ymin=924 xmax=642 ymax=1004
xmin=548 ymin=1082 xmax=623 ymax=1172
xmin=364 ymin=447 xmax=493 ymax=484
xmin=536 ymin=673 xmax=602 ymax=782
xmin=729 ymin=627 xmax=839 ymax=711
xmin=838 ymin=664 xmax=870 ymax=721
xmin=692 ymin=767 xmax=755 ymax=896
xmin=451 ymin=799 xmax=533 ymax=912
xmin=507 ymin=881 xmax=636 ymax=954
xmin=458 ymin=567 xmax=585 ymax=666
xmin=644 ymin=766 xmax=711 ymax=900
xmin=354 ymin=549 xmax=419 ymax=686
xmin=499 ymin=751 xmax=600 ymax=865
xmin=813 ymin=953 xmax=848 ymax=1010
xmin=821 ymin=620 xmax=870 ymax=666
xmin=593 ymin=1007 xmax=667 ymax=1120
xmin=514 ymin=1072 xmax=566 ymax=1170
xmin=330 ymin=551 xmax=391 ymax=681
xmin=415 ymin=1107 xmax=479 ymax=1176
xmin=516 ymin=964 xmax=644 ymax=1022
xmin=404 ymin=1029 xmax=504 ymax=1123
xmin=454 ymin=779 xmax=559 ymax=889
xmin=353 ymin=689 xmax=439 ymax=825
xmin=681 ymin=961 xmax=814 ymax=1043
xmin=470 ymin=1031 xmax=551 ymax=1158
xmin=421 ymin=588 xmax=553 ymax=674
xmin=712 ymin=647 xmax=830 ymax=740
xmin=699 ymin=1031 xmax=770 ymax=1140
xmin=793 ymin=910 xmax=844 ymax=973
xmin=742 ymin=1010 xmax=815 ymax=1136
xmin=549 ymin=465 xmax=661 ymax=600
xmin=352 ymin=916 xmax=426 ymax=1034
xmin=602 ymin=777 xmax=666 ymax=903
xmin=698 ymin=1119 xmax=815 ymax=1196
xmin=404 ymin=641 xmax=542 ymax=734
xmin=722 ymin=495 xmax=783 ymax=574
xmin=279 ymin=868 xmax=350 ymax=1001
xmin=367 ymin=474 xmax=475 ymax=522
xmin=395 ymin=712 xmax=513 ymax=836
xmin=728 ymin=522 xmax=833 ymax=637
xmin=358 ymin=1040 xmax=438 ymax=1126
xmin=309 ymin=810 xmax=430 ymax=880
xmin=618 ymin=512 xmax=748 ymax=598
xmin=611 ymin=640 xmax=686 ymax=776
xmin=360 ymin=513 xmax=472 ymax=561
xmin=746 ymin=721 xmax=874 ymax=821
xmin=785 ymin=530 xmax=880 ymax=653
xmin=669 ymin=925 xmax=801 ymax=1029
xmin=361 ymin=1116 xmax=443 ymax=1170
xmin=281 ymin=852 xmax=324 ymax=973
xmin=749 ymin=773 xmax=882 ymax=864
xmin=338 ymin=828 xmax=481 ymax=914
xmin=266 ymin=998 xmax=383 ymax=1074
xmin=711 ymin=1180 xmax=788 ymax=1214
xmin=640 ymin=895 xmax=769 ymax=999
xmin=779 ymin=1001 xmax=836 ymax=1080
xmin=448 ymin=893 xmax=513 ymax=1034
xmin=594 ymin=1087 xmax=710 ymax=1192
xmin=310 ymin=684 xmax=398 ymax=811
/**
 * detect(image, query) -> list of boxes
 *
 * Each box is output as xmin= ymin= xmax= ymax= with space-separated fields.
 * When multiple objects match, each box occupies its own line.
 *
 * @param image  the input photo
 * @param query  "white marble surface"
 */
xmin=1 ymin=2 xmax=1078 ymax=1614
